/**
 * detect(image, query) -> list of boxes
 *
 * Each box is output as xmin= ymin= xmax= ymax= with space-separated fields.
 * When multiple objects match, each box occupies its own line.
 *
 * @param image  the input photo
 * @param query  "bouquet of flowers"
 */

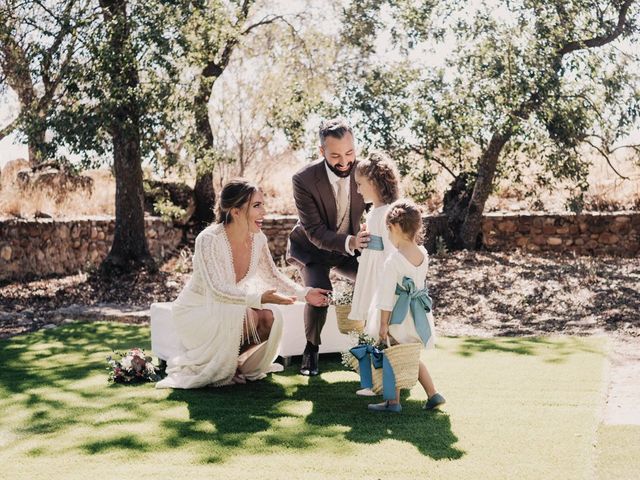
xmin=328 ymin=281 xmax=354 ymax=306
xmin=106 ymin=348 xmax=161 ymax=384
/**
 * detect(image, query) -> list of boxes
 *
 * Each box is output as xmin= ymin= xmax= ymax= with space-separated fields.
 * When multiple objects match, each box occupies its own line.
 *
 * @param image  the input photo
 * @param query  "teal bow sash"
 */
xmin=349 ymin=344 xmax=397 ymax=400
xmin=389 ymin=276 xmax=433 ymax=346
xmin=366 ymin=234 xmax=384 ymax=251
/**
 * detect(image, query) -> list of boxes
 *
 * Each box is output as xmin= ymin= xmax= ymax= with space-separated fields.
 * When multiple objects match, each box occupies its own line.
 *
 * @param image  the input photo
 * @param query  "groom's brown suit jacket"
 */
xmin=287 ymin=159 xmax=366 ymax=266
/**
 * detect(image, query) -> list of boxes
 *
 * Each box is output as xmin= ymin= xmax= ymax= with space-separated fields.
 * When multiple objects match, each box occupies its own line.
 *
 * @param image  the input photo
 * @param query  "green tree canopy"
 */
xmin=338 ymin=0 xmax=640 ymax=248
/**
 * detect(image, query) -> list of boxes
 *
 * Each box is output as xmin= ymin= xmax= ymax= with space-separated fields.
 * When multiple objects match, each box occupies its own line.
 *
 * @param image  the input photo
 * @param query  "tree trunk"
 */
xmin=26 ymin=114 xmax=48 ymax=167
xmin=99 ymin=0 xmax=154 ymax=274
xmin=194 ymin=170 xmax=216 ymax=227
xmin=192 ymin=73 xmax=217 ymax=228
xmin=459 ymin=132 xmax=511 ymax=249
xmin=441 ymin=172 xmax=476 ymax=250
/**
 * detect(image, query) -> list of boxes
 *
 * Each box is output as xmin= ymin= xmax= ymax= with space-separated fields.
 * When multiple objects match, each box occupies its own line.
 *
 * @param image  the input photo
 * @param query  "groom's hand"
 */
xmin=305 ymin=288 xmax=331 ymax=307
xmin=350 ymin=228 xmax=370 ymax=252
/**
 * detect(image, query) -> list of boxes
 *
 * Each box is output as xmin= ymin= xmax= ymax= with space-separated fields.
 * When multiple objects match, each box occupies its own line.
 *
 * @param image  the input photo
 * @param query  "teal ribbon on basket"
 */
xmin=366 ymin=234 xmax=384 ymax=251
xmin=349 ymin=344 xmax=397 ymax=401
xmin=389 ymin=276 xmax=433 ymax=346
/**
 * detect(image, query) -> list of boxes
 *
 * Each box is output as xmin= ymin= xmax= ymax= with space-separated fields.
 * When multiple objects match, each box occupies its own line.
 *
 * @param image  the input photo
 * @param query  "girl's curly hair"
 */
xmin=385 ymin=199 xmax=425 ymax=244
xmin=355 ymin=151 xmax=401 ymax=205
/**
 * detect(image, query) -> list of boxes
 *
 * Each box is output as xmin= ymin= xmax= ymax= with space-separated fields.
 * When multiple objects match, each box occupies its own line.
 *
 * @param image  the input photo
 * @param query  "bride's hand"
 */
xmin=261 ymin=289 xmax=295 ymax=305
xmin=305 ymin=288 xmax=331 ymax=307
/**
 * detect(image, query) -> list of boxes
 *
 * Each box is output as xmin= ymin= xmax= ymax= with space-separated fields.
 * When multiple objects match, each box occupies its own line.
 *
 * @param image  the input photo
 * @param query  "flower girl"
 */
xmin=348 ymin=151 xmax=400 ymax=395
xmin=368 ymin=199 xmax=445 ymax=413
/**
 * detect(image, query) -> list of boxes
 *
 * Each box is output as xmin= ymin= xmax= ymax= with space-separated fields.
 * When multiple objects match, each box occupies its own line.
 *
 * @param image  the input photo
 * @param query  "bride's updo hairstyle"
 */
xmin=216 ymin=178 xmax=259 ymax=225
xmin=385 ymin=199 xmax=425 ymax=244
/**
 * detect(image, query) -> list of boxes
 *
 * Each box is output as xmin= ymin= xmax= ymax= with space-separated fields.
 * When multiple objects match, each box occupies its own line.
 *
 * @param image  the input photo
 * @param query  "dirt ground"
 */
xmin=1 ymin=250 xmax=638 ymax=339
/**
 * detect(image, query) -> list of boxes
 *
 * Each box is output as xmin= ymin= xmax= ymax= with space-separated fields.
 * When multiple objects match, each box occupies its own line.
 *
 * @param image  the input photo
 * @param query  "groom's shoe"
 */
xmin=299 ymin=352 xmax=319 ymax=376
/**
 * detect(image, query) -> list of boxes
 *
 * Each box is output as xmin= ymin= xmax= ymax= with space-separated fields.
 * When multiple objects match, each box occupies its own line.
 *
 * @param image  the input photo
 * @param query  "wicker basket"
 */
xmin=335 ymin=304 xmax=364 ymax=334
xmin=350 ymin=342 xmax=422 ymax=393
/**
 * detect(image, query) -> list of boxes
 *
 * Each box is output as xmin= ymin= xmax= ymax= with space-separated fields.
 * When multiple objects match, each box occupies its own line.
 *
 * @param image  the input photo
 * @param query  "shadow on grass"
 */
xmin=454 ymin=336 xmax=602 ymax=363
xmin=3 ymin=323 xmax=461 ymax=463
xmin=165 ymin=354 xmax=464 ymax=463
xmin=83 ymin=434 xmax=153 ymax=454
xmin=0 ymin=322 xmax=152 ymax=393
xmin=0 ymin=322 xmax=154 ymax=439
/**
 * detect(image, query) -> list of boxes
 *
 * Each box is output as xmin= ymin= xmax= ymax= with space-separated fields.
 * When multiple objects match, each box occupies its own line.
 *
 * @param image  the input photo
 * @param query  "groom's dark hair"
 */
xmin=319 ymin=117 xmax=353 ymax=147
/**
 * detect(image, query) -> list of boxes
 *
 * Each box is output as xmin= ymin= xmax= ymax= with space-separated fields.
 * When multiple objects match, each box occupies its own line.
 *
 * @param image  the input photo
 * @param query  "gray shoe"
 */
xmin=423 ymin=393 xmax=446 ymax=410
xmin=368 ymin=401 xmax=402 ymax=413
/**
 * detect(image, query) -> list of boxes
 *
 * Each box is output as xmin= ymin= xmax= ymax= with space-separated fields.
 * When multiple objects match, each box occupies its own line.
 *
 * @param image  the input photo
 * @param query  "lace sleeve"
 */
xmin=194 ymin=230 xmax=261 ymax=307
xmin=256 ymin=235 xmax=305 ymax=299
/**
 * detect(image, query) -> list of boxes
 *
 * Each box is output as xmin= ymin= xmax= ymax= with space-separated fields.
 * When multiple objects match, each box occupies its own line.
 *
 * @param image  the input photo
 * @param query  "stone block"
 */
xmin=58 ymin=225 xmax=69 ymax=239
xmin=0 ymin=245 xmax=11 ymax=261
xmin=497 ymin=220 xmax=518 ymax=233
xmin=532 ymin=235 xmax=547 ymax=246
xmin=599 ymin=233 xmax=620 ymax=245
xmin=547 ymin=237 xmax=563 ymax=246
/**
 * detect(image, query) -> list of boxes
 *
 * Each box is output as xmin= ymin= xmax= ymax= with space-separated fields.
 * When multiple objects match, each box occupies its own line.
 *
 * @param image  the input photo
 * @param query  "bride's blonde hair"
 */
xmin=216 ymin=178 xmax=259 ymax=225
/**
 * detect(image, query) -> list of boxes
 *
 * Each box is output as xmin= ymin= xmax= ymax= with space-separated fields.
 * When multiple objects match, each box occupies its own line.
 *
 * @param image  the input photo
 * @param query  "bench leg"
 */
xmin=278 ymin=356 xmax=292 ymax=368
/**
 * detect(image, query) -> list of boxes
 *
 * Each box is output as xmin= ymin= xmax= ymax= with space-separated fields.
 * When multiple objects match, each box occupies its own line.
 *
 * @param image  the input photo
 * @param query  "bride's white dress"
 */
xmin=156 ymin=223 xmax=306 ymax=389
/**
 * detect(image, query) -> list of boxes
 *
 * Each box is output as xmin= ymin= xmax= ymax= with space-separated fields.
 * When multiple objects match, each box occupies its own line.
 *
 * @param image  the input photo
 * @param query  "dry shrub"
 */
xmin=0 ymin=168 xmax=115 ymax=219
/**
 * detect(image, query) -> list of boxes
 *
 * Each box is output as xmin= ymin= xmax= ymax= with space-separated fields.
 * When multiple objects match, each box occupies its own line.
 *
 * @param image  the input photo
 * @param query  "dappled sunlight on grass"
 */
xmin=449 ymin=335 xmax=605 ymax=363
xmin=0 ymin=322 xmax=610 ymax=479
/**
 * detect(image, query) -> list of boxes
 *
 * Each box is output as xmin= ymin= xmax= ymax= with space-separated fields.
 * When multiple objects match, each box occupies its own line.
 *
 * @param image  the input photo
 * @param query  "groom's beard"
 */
xmin=324 ymin=157 xmax=354 ymax=178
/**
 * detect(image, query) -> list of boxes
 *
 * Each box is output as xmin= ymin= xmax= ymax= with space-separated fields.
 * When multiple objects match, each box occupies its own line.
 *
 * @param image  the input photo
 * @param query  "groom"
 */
xmin=287 ymin=117 xmax=369 ymax=376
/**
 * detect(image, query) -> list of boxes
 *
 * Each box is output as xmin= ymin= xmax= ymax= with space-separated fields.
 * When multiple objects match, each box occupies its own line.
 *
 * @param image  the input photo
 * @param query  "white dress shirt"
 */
xmin=324 ymin=162 xmax=355 ymax=256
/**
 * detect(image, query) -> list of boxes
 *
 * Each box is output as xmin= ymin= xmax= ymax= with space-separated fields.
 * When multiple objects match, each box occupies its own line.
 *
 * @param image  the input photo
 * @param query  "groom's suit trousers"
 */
xmin=299 ymin=255 xmax=359 ymax=346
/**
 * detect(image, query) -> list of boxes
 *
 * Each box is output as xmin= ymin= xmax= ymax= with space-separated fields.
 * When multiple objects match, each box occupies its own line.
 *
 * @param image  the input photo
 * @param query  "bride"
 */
xmin=156 ymin=178 xmax=329 ymax=389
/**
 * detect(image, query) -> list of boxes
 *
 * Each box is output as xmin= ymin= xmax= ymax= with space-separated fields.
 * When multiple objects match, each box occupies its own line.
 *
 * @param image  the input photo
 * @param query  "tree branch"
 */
xmin=241 ymin=14 xmax=286 ymax=36
xmin=410 ymin=144 xmax=457 ymax=178
xmin=558 ymin=0 xmax=634 ymax=56
xmin=583 ymin=138 xmax=631 ymax=180
xmin=0 ymin=114 xmax=21 ymax=141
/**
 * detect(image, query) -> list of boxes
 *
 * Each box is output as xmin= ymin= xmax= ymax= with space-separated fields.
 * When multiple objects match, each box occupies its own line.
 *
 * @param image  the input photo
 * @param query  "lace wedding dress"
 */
xmin=156 ymin=223 xmax=306 ymax=389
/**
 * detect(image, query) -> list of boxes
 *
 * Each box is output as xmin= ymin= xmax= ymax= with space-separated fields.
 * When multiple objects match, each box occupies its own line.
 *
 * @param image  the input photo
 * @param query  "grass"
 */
xmin=0 ymin=322 xmax=621 ymax=479
xmin=595 ymin=425 xmax=640 ymax=480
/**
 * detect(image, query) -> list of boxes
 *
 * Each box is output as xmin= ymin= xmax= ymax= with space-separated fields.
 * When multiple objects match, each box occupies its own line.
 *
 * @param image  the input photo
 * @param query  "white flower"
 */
xmin=121 ymin=356 xmax=132 ymax=371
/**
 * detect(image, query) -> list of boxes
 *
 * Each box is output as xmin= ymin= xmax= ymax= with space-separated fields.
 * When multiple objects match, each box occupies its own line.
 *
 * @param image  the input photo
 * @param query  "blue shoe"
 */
xmin=423 ymin=393 xmax=446 ymax=410
xmin=367 ymin=401 xmax=402 ymax=413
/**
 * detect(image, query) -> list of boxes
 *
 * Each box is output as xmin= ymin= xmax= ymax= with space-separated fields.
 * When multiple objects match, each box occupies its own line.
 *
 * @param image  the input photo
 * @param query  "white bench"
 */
xmin=150 ymin=301 xmax=352 ymax=362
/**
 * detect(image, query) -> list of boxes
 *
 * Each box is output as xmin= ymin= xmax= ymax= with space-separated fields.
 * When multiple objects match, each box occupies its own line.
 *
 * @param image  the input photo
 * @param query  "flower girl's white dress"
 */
xmin=376 ymin=246 xmax=436 ymax=349
xmin=348 ymin=204 xmax=396 ymax=336
xmin=156 ymin=223 xmax=306 ymax=389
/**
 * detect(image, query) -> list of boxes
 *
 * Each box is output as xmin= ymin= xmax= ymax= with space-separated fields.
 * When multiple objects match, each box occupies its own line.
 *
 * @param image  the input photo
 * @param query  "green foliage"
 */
xmin=339 ymin=0 xmax=640 ymax=208
xmin=49 ymin=0 xmax=183 ymax=169
xmin=152 ymin=198 xmax=187 ymax=223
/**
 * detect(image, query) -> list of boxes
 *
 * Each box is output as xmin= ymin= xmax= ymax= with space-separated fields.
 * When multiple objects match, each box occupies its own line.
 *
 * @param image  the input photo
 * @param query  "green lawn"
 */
xmin=0 ymin=322 xmax=624 ymax=479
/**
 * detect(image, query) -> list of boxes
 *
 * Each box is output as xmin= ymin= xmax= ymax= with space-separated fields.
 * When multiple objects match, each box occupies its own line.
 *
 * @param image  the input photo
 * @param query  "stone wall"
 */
xmin=262 ymin=211 xmax=640 ymax=258
xmin=482 ymin=211 xmax=639 ymax=256
xmin=261 ymin=215 xmax=298 ymax=259
xmin=1 ymin=211 xmax=637 ymax=282
xmin=0 ymin=217 xmax=183 ymax=282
